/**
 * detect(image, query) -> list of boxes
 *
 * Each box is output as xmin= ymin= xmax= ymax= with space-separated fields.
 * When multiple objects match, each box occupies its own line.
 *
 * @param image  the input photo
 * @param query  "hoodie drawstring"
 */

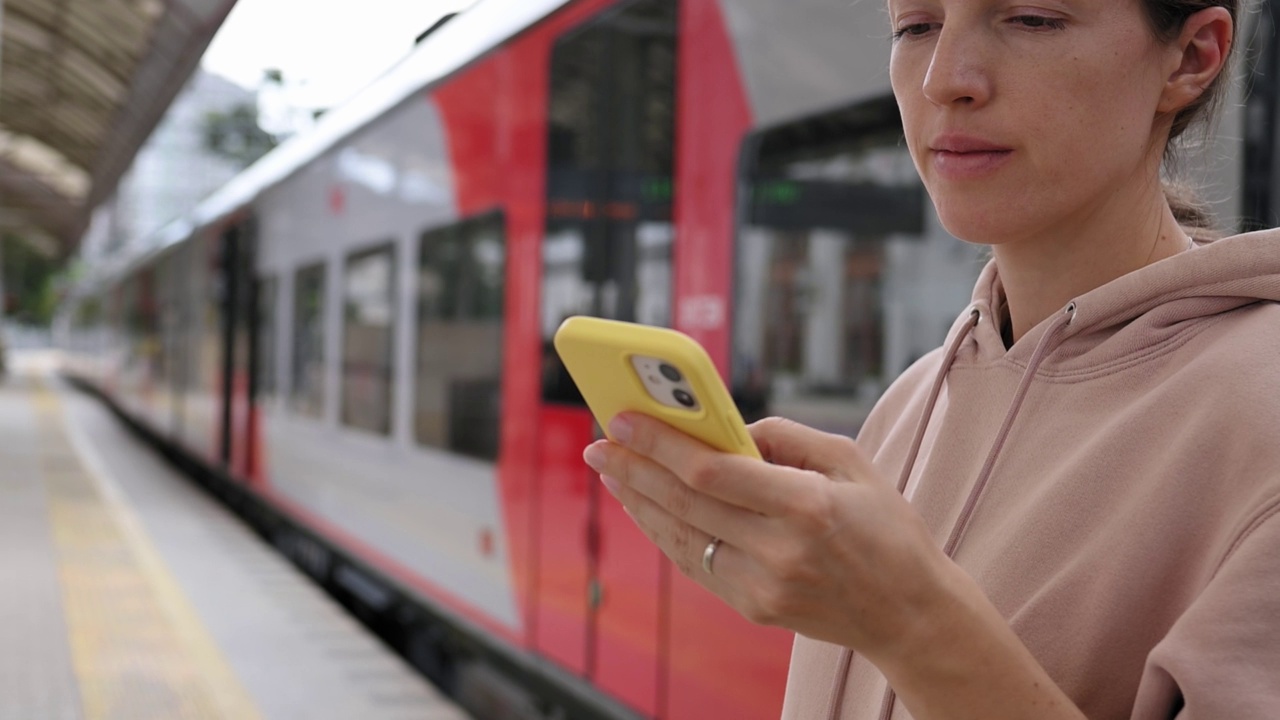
xmin=897 ymin=307 xmax=984 ymax=495
xmin=825 ymin=302 xmax=1078 ymax=720
xmin=942 ymin=302 xmax=1076 ymax=557
xmin=824 ymin=307 xmax=980 ymax=720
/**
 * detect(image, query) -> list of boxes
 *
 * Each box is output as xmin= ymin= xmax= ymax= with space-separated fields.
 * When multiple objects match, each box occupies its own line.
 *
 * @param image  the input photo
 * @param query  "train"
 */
xmin=57 ymin=0 xmax=1280 ymax=718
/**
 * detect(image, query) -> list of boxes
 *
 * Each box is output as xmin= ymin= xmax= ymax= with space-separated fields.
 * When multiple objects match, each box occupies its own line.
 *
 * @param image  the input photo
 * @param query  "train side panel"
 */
xmin=250 ymin=76 xmax=524 ymax=639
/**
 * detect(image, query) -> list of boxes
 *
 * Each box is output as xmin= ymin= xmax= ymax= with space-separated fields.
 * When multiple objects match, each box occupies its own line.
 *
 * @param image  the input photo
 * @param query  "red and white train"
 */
xmin=59 ymin=0 xmax=1280 ymax=718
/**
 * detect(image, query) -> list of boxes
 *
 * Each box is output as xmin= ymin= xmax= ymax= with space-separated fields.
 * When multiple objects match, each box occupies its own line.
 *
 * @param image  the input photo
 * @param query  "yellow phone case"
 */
xmin=553 ymin=316 xmax=761 ymax=459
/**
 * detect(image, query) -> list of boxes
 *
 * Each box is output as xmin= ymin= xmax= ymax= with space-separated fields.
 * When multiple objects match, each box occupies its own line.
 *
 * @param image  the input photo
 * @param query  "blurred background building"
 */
xmin=80 ymin=70 xmax=268 ymax=264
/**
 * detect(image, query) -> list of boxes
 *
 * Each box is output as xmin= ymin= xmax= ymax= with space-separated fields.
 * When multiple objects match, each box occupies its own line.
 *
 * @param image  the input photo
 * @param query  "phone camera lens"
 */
xmin=673 ymin=389 xmax=696 ymax=408
xmin=659 ymin=364 xmax=683 ymax=383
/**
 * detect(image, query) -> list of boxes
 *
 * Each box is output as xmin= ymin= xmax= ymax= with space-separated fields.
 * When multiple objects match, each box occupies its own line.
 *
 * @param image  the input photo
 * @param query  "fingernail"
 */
xmin=601 ymin=475 xmax=621 ymax=496
xmin=608 ymin=415 xmax=633 ymax=445
xmin=583 ymin=444 xmax=606 ymax=471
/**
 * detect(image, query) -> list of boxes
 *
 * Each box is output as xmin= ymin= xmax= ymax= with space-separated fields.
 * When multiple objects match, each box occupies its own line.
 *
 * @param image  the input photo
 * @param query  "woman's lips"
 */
xmin=932 ymin=149 xmax=1013 ymax=180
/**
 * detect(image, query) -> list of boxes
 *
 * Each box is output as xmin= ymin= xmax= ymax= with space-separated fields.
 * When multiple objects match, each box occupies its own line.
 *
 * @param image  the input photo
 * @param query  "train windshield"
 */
xmin=732 ymin=96 xmax=980 ymax=436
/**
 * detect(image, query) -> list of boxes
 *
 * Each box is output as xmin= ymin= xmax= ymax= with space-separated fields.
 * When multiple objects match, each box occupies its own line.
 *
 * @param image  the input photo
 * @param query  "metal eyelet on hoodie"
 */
xmin=1066 ymin=302 xmax=1078 ymax=323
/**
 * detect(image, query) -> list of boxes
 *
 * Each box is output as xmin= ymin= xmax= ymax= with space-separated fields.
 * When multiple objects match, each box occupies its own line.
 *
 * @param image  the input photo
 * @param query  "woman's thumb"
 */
xmin=748 ymin=417 xmax=870 ymax=480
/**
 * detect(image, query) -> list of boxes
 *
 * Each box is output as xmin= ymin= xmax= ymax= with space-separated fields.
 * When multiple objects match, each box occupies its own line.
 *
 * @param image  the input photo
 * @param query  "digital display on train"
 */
xmin=748 ymin=177 xmax=925 ymax=236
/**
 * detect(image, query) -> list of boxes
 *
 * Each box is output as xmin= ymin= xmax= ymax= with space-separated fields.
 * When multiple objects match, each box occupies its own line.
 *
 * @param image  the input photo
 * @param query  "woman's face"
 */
xmin=889 ymin=0 xmax=1175 ymax=245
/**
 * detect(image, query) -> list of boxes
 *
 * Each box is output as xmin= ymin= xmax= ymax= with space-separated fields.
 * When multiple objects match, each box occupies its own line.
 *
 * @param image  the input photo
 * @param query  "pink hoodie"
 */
xmin=780 ymin=229 xmax=1280 ymax=720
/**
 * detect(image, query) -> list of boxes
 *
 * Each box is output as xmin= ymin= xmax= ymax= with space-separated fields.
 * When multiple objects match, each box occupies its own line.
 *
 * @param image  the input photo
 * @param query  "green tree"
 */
xmin=202 ymin=102 xmax=280 ymax=168
xmin=1 ymin=234 xmax=62 ymax=325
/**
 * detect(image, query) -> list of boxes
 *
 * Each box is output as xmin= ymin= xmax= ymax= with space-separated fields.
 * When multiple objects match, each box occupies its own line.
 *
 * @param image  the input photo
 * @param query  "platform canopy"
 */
xmin=0 ymin=0 xmax=236 ymax=257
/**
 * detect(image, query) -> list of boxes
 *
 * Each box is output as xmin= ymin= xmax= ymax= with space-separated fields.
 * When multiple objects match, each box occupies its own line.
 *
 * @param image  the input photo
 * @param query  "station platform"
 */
xmin=0 ymin=352 xmax=471 ymax=720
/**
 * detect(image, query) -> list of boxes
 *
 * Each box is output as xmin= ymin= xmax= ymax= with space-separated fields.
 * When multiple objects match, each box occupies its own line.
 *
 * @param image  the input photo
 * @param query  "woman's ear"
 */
xmin=1157 ymin=6 xmax=1234 ymax=115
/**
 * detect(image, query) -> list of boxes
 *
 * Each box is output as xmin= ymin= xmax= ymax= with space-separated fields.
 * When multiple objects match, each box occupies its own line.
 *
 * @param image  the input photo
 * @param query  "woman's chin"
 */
xmin=932 ymin=204 xmax=1034 ymax=248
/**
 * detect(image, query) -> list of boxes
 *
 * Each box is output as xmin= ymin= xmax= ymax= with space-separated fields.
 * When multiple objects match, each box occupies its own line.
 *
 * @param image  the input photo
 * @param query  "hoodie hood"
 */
xmin=960 ymin=229 xmax=1280 ymax=372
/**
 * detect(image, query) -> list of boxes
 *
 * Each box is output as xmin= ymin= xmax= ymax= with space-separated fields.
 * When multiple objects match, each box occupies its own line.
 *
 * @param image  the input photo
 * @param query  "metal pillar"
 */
xmin=0 ymin=0 xmax=7 ymax=332
xmin=0 ymin=0 xmax=6 ymax=95
xmin=1243 ymin=1 xmax=1280 ymax=230
xmin=0 ymin=235 xmax=7 ymax=345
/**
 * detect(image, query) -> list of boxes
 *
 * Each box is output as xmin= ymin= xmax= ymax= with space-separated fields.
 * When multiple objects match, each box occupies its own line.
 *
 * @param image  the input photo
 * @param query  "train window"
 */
xmin=123 ymin=270 xmax=161 ymax=391
xmin=415 ymin=212 xmax=505 ymax=461
xmin=72 ymin=296 xmax=103 ymax=354
xmin=541 ymin=0 xmax=678 ymax=404
xmin=109 ymin=284 xmax=125 ymax=361
xmin=341 ymin=244 xmax=396 ymax=436
xmin=156 ymin=255 xmax=179 ymax=394
xmin=291 ymin=261 xmax=327 ymax=418
xmin=257 ymin=276 xmax=278 ymax=399
xmin=733 ymin=95 xmax=973 ymax=437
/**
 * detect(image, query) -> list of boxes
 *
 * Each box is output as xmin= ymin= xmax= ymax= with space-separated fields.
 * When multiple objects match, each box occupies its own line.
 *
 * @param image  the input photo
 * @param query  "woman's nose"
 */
xmin=921 ymin=26 xmax=993 ymax=108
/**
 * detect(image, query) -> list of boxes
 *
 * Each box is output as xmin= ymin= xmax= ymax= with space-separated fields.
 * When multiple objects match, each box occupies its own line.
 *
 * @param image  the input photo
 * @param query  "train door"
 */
xmin=137 ymin=266 xmax=163 ymax=430
xmin=252 ymin=272 xmax=278 ymax=485
xmin=168 ymin=244 xmax=192 ymax=443
xmin=179 ymin=230 xmax=225 ymax=464
xmin=535 ymin=0 xmax=678 ymax=715
xmin=217 ymin=217 xmax=258 ymax=481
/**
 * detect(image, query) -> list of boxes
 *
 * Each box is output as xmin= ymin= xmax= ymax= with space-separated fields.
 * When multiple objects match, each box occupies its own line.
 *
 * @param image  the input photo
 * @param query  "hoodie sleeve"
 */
xmin=1130 ymin=503 xmax=1280 ymax=720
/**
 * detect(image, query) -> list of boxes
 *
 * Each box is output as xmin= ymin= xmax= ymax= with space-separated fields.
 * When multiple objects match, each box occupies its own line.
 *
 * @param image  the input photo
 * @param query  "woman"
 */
xmin=583 ymin=1 xmax=1280 ymax=718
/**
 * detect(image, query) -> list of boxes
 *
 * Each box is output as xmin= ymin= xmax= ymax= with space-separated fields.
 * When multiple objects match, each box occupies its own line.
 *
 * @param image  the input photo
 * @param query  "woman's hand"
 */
xmin=582 ymin=413 xmax=952 ymax=665
xmin=583 ymin=412 xmax=1089 ymax=720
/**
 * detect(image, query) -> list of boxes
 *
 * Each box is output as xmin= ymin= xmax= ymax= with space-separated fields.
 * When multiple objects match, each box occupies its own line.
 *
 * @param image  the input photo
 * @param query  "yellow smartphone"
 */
xmin=553 ymin=316 xmax=761 ymax=459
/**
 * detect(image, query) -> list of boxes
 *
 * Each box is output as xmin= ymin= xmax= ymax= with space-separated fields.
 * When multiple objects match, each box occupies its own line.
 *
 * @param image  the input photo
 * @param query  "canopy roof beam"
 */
xmin=0 ymin=0 xmax=237 ymax=258
xmin=0 ymin=155 xmax=81 ymax=242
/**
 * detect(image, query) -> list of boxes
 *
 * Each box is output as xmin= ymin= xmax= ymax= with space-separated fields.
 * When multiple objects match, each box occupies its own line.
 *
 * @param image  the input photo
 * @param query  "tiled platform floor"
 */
xmin=0 ymin=353 xmax=470 ymax=720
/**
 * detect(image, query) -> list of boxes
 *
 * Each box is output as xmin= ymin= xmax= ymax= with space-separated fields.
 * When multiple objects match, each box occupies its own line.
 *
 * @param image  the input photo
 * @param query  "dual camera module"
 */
xmin=631 ymin=355 xmax=701 ymax=411
xmin=659 ymin=363 xmax=697 ymax=408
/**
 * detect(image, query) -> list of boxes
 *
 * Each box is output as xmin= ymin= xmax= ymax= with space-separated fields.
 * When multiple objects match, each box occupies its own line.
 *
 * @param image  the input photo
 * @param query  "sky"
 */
xmin=201 ymin=0 xmax=478 ymax=130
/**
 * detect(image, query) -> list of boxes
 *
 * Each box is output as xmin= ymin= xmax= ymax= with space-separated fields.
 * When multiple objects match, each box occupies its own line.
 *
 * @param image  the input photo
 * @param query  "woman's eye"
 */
xmin=892 ymin=23 xmax=936 ymax=40
xmin=1011 ymin=15 xmax=1066 ymax=31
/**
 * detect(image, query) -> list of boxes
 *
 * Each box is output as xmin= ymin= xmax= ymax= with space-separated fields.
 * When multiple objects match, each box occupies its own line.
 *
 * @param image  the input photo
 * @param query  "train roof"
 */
xmin=108 ymin=0 xmax=573 ymax=277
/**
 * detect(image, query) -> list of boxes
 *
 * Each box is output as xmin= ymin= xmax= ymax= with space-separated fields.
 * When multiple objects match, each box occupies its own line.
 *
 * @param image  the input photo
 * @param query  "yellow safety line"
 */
xmin=35 ymin=380 xmax=264 ymax=720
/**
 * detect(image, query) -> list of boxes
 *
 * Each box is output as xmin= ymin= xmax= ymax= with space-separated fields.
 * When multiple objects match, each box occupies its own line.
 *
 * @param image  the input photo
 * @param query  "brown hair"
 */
xmin=1141 ymin=0 xmax=1239 ymax=235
